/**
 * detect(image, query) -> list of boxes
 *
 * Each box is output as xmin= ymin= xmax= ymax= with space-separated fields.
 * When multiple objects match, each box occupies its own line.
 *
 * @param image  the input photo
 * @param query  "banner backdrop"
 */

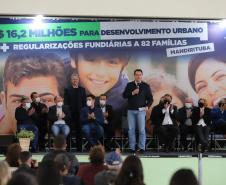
xmin=0 ymin=19 xmax=225 ymax=135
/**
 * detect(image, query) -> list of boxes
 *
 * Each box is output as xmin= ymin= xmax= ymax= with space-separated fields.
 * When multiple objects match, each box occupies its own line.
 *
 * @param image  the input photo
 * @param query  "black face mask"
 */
xmin=164 ymin=100 xmax=170 ymax=105
xmin=219 ymin=103 xmax=224 ymax=107
xmin=198 ymin=102 xmax=204 ymax=108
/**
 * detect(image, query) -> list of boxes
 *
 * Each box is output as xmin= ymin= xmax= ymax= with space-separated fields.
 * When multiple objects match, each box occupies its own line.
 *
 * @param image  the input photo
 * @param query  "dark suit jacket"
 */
xmin=153 ymin=104 xmax=178 ymax=129
xmin=47 ymin=105 xmax=71 ymax=127
xmin=80 ymin=106 xmax=104 ymax=126
xmin=177 ymin=106 xmax=197 ymax=125
xmin=12 ymin=164 xmax=37 ymax=177
xmin=95 ymin=104 xmax=114 ymax=126
xmin=64 ymin=85 xmax=86 ymax=117
xmin=31 ymin=102 xmax=48 ymax=126
xmin=15 ymin=105 xmax=38 ymax=126
xmin=191 ymin=107 xmax=212 ymax=127
xmin=42 ymin=149 xmax=80 ymax=175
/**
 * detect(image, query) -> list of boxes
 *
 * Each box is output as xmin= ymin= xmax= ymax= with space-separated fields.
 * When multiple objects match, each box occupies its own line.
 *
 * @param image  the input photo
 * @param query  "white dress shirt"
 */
xmin=162 ymin=106 xmax=174 ymax=125
xmin=197 ymin=108 xmax=206 ymax=127
xmin=100 ymin=106 xmax=108 ymax=124
xmin=54 ymin=107 xmax=66 ymax=125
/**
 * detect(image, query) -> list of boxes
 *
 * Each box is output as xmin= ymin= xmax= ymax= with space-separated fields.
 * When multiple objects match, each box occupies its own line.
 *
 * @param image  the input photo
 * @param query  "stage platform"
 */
xmin=1 ymin=150 xmax=226 ymax=185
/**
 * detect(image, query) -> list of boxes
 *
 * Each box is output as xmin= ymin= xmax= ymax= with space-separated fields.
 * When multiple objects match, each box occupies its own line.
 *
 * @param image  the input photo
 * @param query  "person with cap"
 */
xmin=94 ymin=151 xmax=122 ymax=185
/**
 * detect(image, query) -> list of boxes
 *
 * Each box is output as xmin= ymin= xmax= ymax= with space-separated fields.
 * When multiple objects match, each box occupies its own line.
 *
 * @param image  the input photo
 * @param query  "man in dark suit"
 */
xmin=64 ymin=73 xmax=86 ymax=151
xmin=13 ymin=151 xmax=38 ymax=177
xmin=177 ymin=97 xmax=196 ymax=151
xmin=123 ymin=69 xmax=153 ymax=154
xmin=15 ymin=97 xmax=39 ymax=152
xmin=48 ymin=96 xmax=71 ymax=138
xmin=80 ymin=95 xmax=104 ymax=147
xmin=154 ymin=94 xmax=180 ymax=153
xmin=30 ymin=92 xmax=49 ymax=150
xmin=96 ymin=94 xmax=114 ymax=151
xmin=42 ymin=134 xmax=80 ymax=175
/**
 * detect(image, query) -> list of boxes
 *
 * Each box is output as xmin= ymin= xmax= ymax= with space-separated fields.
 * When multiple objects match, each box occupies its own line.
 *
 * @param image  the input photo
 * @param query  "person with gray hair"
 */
xmin=64 ymin=73 xmax=86 ymax=152
xmin=177 ymin=97 xmax=197 ymax=151
xmin=15 ymin=97 xmax=39 ymax=152
xmin=54 ymin=154 xmax=84 ymax=185
xmin=94 ymin=151 xmax=122 ymax=185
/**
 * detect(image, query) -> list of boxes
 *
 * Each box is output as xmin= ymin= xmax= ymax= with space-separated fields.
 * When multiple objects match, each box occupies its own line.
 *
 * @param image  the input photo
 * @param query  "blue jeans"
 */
xmin=82 ymin=123 xmax=104 ymax=147
xmin=51 ymin=124 xmax=70 ymax=138
xmin=127 ymin=110 xmax=146 ymax=150
xmin=17 ymin=125 xmax=39 ymax=148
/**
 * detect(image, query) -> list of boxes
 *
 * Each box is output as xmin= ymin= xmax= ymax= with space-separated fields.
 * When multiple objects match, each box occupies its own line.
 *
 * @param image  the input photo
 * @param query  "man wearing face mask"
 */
xmin=154 ymin=94 xmax=179 ymax=153
xmin=211 ymin=98 xmax=226 ymax=134
xmin=15 ymin=97 xmax=39 ymax=152
xmin=96 ymin=94 xmax=114 ymax=151
xmin=48 ymin=96 xmax=71 ymax=138
xmin=31 ymin=92 xmax=49 ymax=151
xmin=177 ymin=97 xmax=197 ymax=151
xmin=80 ymin=95 xmax=104 ymax=148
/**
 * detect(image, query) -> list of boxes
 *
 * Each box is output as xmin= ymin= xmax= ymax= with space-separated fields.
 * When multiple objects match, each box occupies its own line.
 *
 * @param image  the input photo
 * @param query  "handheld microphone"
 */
xmin=136 ymin=83 xmax=140 ymax=89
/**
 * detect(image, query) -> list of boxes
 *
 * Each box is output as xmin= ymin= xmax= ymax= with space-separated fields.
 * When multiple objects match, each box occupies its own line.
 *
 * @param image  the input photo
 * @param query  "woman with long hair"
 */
xmin=113 ymin=155 xmax=145 ymax=185
xmin=0 ymin=161 xmax=11 ymax=185
xmin=36 ymin=160 xmax=62 ymax=185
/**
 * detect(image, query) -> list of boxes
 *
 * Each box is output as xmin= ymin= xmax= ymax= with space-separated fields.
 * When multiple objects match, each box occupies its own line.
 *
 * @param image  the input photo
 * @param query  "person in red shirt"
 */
xmin=77 ymin=145 xmax=107 ymax=185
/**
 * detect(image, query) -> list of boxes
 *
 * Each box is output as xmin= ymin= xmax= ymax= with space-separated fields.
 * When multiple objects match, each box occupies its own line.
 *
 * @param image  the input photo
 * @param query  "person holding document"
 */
xmin=123 ymin=69 xmax=153 ymax=154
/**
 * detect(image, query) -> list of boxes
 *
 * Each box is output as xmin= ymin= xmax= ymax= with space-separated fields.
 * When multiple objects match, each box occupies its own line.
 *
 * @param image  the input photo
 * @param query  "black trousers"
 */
xmin=38 ymin=124 xmax=48 ymax=148
xmin=158 ymin=125 xmax=180 ymax=147
xmin=195 ymin=125 xmax=210 ymax=145
xmin=71 ymin=114 xmax=82 ymax=151
xmin=179 ymin=124 xmax=194 ymax=149
xmin=101 ymin=124 xmax=115 ymax=146
xmin=213 ymin=119 xmax=226 ymax=134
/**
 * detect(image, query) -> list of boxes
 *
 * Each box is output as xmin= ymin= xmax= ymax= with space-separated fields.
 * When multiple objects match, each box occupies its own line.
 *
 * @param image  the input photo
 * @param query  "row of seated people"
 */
xmin=15 ymin=92 xmax=114 ymax=153
xmin=3 ymin=135 xmax=199 ymax=185
xmin=15 ymin=91 xmax=226 ymax=153
xmin=149 ymin=94 xmax=226 ymax=153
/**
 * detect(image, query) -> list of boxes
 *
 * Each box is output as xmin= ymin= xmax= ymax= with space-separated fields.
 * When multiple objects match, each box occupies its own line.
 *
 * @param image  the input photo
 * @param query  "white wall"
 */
xmin=0 ymin=0 xmax=226 ymax=19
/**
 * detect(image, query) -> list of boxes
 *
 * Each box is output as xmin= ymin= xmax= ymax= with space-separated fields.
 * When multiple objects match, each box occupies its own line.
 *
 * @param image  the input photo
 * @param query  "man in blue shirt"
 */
xmin=80 ymin=95 xmax=104 ymax=147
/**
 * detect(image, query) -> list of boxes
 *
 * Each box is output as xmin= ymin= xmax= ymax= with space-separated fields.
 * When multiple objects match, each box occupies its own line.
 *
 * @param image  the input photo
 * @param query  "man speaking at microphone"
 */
xmin=123 ymin=69 xmax=153 ymax=154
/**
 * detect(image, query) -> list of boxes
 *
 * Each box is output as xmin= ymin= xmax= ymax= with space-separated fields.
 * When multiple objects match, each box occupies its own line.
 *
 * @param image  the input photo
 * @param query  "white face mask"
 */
xmin=99 ymin=100 xmax=105 ymax=106
xmin=87 ymin=100 xmax=92 ymax=107
xmin=25 ymin=103 xmax=31 ymax=109
xmin=57 ymin=102 xmax=63 ymax=107
xmin=35 ymin=97 xmax=40 ymax=103
xmin=185 ymin=103 xmax=192 ymax=108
